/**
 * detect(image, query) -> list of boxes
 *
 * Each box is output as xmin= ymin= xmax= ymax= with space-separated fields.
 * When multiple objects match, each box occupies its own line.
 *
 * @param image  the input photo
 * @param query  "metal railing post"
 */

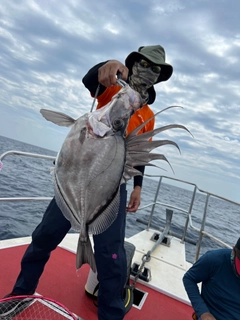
xmin=181 ymin=185 xmax=197 ymax=243
xmin=195 ymin=193 xmax=210 ymax=261
xmin=147 ymin=176 xmax=163 ymax=230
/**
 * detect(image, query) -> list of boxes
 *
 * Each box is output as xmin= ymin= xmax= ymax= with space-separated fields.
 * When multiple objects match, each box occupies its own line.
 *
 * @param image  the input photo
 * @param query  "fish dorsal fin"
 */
xmin=127 ymin=106 xmax=182 ymax=140
xmin=123 ymin=106 xmax=193 ymax=182
xmin=40 ymin=109 xmax=76 ymax=127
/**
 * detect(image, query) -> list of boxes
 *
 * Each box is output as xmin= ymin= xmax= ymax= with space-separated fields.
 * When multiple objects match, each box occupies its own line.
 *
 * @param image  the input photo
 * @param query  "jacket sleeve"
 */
xmin=182 ymin=252 xmax=212 ymax=318
xmin=82 ymin=61 xmax=108 ymax=96
xmin=133 ymin=166 xmax=145 ymax=188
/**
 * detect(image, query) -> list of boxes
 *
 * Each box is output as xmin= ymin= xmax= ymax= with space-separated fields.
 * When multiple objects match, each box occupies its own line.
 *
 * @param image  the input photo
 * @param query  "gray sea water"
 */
xmin=0 ymin=135 xmax=239 ymax=263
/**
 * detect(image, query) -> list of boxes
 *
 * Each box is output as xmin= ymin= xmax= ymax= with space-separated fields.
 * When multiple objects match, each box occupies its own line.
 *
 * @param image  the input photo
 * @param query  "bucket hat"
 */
xmin=125 ymin=45 xmax=173 ymax=104
xmin=125 ymin=45 xmax=173 ymax=83
xmin=236 ymin=238 xmax=240 ymax=250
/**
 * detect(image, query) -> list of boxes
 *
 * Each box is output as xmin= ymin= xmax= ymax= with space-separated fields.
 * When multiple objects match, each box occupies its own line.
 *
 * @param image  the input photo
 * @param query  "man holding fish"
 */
xmin=4 ymin=45 xmax=173 ymax=320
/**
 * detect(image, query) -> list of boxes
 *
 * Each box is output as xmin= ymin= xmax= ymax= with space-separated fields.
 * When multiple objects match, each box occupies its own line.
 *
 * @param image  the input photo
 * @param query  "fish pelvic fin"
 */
xmin=40 ymin=109 xmax=76 ymax=127
xmin=76 ymin=235 xmax=97 ymax=272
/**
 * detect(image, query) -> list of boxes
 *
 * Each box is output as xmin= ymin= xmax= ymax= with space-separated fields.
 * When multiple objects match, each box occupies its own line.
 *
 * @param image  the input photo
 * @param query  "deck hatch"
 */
xmin=132 ymin=288 xmax=148 ymax=310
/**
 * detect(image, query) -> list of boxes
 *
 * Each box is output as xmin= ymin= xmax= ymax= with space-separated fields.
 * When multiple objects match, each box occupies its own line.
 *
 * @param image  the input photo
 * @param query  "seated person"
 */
xmin=183 ymin=237 xmax=240 ymax=320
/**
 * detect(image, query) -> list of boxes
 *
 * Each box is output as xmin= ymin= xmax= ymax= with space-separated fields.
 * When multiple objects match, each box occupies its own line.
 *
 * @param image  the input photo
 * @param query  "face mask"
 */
xmin=230 ymin=250 xmax=240 ymax=278
xmin=235 ymin=253 xmax=240 ymax=275
xmin=129 ymin=62 xmax=160 ymax=104
xmin=131 ymin=62 xmax=160 ymax=88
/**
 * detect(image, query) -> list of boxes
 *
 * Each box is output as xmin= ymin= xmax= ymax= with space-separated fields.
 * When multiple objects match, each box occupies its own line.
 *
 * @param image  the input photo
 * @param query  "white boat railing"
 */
xmin=140 ymin=174 xmax=240 ymax=260
xmin=1 ymin=150 xmax=239 ymax=261
xmin=0 ymin=150 xmax=55 ymax=202
xmin=0 ymin=150 xmax=56 ymax=162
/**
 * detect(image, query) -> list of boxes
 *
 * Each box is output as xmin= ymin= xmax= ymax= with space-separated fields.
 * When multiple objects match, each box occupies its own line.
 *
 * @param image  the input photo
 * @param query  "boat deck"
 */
xmin=0 ymin=235 xmax=193 ymax=320
xmin=126 ymin=229 xmax=192 ymax=303
xmin=1 ymin=151 xmax=239 ymax=319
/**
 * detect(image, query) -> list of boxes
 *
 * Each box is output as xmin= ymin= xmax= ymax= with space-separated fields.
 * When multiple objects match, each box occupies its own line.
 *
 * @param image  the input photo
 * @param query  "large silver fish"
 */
xmin=40 ymin=84 xmax=190 ymax=272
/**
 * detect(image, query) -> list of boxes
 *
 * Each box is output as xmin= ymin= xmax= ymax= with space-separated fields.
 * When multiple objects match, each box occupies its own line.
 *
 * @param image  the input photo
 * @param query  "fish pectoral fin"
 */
xmin=40 ymin=109 xmax=76 ymax=127
xmin=76 ymin=236 xmax=96 ymax=272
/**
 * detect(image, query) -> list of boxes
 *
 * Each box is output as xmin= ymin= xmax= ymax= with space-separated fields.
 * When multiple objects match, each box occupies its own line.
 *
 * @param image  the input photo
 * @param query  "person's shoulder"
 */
xmin=207 ymin=248 xmax=231 ymax=255
xmin=204 ymin=248 xmax=231 ymax=262
xmin=139 ymin=104 xmax=154 ymax=117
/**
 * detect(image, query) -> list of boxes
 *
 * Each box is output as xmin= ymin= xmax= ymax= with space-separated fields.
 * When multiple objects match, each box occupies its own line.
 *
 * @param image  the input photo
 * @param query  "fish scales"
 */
xmin=55 ymin=123 xmax=125 ymax=231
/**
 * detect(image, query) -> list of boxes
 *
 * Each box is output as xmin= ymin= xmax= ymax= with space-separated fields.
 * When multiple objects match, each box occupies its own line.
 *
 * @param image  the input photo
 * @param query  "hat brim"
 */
xmin=125 ymin=51 xmax=173 ymax=83
xmin=235 ymin=238 xmax=240 ymax=250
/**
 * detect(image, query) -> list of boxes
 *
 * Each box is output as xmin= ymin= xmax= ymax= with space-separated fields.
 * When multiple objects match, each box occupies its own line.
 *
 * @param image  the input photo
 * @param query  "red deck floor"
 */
xmin=0 ymin=244 xmax=193 ymax=319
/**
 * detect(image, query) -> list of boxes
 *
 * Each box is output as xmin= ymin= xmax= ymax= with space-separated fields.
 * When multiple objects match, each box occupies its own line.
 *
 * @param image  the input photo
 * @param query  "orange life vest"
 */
xmin=96 ymin=86 xmax=155 ymax=136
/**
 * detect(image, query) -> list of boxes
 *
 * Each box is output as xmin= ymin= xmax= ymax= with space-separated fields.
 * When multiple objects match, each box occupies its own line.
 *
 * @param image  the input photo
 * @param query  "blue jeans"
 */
xmin=13 ymin=184 xmax=127 ymax=320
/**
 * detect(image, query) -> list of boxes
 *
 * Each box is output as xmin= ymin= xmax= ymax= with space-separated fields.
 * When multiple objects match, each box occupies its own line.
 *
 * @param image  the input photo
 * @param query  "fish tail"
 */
xmin=76 ymin=236 xmax=97 ymax=272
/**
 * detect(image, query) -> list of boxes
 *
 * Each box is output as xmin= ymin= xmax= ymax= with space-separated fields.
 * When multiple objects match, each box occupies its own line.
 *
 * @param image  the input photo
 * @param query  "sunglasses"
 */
xmin=139 ymin=59 xmax=161 ymax=74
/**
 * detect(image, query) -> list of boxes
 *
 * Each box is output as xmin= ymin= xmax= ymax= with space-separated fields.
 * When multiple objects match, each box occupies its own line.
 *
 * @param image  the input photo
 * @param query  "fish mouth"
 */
xmin=96 ymin=102 xmax=113 ymax=122
xmin=88 ymin=115 xmax=112 ymax=137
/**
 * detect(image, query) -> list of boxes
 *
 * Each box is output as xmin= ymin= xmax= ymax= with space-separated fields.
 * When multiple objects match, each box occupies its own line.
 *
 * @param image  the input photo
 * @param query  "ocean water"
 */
xmin=0 ymin=135 xmax=239 ymax=263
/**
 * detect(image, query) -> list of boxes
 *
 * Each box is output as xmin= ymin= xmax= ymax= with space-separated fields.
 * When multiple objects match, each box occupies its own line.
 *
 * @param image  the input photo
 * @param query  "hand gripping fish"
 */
xmin=40 ymin=85 xmax=191 ymax=272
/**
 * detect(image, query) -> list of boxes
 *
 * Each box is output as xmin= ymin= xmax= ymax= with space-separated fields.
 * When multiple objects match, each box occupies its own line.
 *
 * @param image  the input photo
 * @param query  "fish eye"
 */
xmin=112 ymin=118 xmax=124 ymax=130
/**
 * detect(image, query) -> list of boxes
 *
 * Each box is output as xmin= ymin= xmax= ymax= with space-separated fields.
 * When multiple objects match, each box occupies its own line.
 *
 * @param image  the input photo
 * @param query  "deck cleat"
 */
xmin=150 ymin=233 xmax=171 ymax=247
xmin=139 ymin=266 xmax=152 ymax=282
xmin=130 ymin=262 xmax=140 ymax=276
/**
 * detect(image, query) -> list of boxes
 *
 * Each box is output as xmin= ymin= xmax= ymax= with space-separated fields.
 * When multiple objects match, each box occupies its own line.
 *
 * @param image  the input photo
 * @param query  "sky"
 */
xmin=0 ymin=0 xmax=239 ymax=202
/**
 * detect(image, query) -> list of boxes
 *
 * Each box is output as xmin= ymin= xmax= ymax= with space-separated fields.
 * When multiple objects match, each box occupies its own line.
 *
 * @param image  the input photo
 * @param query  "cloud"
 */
xmin=0 ymin=0 xmax=240 ymax=202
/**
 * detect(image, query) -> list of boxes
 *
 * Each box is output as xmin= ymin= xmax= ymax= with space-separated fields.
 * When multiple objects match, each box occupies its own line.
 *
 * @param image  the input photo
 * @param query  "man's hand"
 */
xmin=126 ymin=186 xmax=141 ymax=212
xmin=98 ymin=60 xmax=129 ymax=87
xmin=200 ymin=312 xmax=216 ymax=320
